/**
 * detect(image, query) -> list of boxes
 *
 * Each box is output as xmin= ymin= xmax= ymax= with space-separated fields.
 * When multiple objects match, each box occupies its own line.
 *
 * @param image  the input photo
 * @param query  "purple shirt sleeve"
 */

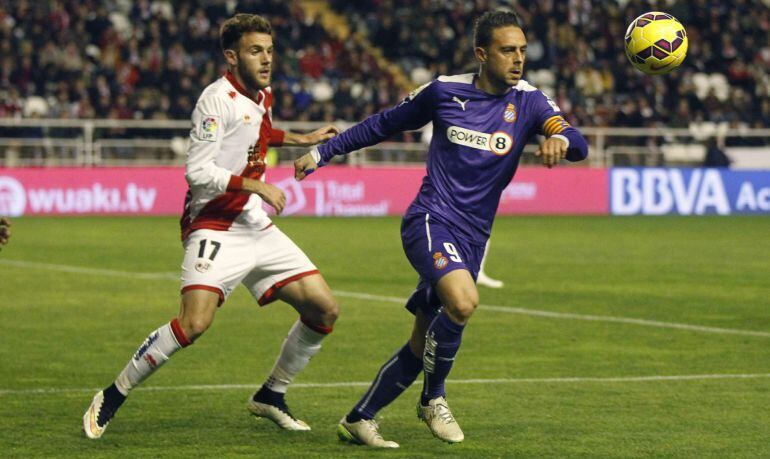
xmin=317 ymin=82 xmax=436 ymax=164
xmin=559 ymin=129 xmax=589 ymax=162
xmin=532 ymin=91 xmax=588 ymax=162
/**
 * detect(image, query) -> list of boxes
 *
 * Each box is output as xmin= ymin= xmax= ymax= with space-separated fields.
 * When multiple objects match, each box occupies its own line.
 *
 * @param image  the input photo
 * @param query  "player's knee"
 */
xmin=316 ymin=296 xmax=339 ymax=327
xmin=299 ymin=293 xmax=339 ymax=329
xmin=180 ymin=289 xmax=220 ymax=339
xmin=178 ymin=314 xmax=213 ymax=340
xmin=445 ymin=295 xmax=478 ymax=323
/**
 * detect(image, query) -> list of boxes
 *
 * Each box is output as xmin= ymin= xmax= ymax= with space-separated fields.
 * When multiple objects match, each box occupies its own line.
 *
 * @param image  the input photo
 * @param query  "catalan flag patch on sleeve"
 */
xmin=542 ymin=115 xmax=571 ymax=136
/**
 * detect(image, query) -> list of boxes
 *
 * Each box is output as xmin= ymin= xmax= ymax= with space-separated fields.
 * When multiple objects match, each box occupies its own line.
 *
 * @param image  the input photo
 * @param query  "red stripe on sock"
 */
xmin=170 ymin=318 xmax=192 ymax=347
xmin=300 ymin=316 xmax=333 ymax=334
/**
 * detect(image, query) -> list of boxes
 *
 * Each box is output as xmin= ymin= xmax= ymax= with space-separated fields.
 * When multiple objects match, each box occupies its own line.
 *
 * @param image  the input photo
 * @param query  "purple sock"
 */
xmin=346 ymin=343 xmax=423 ymax=422
xmin=421 ymin=311 xmax=465 ymax=405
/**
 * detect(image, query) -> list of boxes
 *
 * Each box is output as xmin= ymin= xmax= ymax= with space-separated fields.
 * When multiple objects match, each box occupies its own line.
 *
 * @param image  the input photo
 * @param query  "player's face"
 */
xmin=230 ymin=32 xmax=273 ymax=91
xmin=477 ymin=26 xmax=527 ymax=91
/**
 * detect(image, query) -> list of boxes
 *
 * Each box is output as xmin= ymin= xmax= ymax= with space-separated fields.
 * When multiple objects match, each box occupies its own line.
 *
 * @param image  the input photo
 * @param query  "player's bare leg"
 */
xmin=248 ymin=274 xmax=338 ymax=431
xmin=83 ymin=290 xmax=218 ymax=439
xmin=338 ymin=308 xmax=433 ymax=448
xmin=417 ymin=269 xmax=477 ymax=443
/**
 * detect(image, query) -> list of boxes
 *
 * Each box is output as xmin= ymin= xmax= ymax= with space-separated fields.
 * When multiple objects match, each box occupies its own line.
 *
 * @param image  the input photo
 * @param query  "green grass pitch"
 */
xmin=1 ymin=215 xmax=768 ymax=457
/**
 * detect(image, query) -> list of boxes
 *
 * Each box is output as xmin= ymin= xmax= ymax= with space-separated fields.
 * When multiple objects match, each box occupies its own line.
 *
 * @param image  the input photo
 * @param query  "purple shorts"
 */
xmin=400 ymin=212 xmax=485 ymax=315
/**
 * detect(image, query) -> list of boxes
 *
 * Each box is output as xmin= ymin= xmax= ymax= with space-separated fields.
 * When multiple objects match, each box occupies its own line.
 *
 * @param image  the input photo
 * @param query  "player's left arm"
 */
xmin=532 ymin=92 xmax=588 ymax=168
xmin=265 ymin=93 xmax=339 ymax=147
xmin=272 ymin=125 xmax=341 ymax=147
xmin=294 ymin=81 xmax=437 ymax=180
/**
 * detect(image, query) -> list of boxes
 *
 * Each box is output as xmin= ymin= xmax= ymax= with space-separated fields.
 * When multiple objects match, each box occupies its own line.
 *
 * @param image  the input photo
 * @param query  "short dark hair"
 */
xmin=220 ymin=13 xmax=272 ymax=52
xmin=473 ymin=11 xmax=522 ymax=48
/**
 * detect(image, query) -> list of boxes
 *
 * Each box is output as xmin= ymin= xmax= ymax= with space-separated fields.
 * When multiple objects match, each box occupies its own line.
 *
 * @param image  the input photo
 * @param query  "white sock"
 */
xmin=480 ymin=240 xmax=492 ymax=273
xmin=263 ymin=320 xmax=329 ymax=394
xmin=115 ymin=319 xmax=191 ymax=395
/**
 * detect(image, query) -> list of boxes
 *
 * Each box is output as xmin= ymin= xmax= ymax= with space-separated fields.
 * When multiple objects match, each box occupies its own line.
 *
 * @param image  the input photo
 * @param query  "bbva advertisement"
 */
xmin=610 ymin=168 xmax=770 ymax=215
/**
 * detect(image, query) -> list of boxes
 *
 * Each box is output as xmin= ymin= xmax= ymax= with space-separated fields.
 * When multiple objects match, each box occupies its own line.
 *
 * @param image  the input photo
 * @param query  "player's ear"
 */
xmin=474 ymin=46 xmax=488 ymax=63
xmin=223 ymin=48 xmax=238 ymax=66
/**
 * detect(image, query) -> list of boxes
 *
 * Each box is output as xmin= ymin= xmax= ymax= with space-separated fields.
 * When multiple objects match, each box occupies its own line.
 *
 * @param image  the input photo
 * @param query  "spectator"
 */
xmin=703 ymin=138 xmax=732 ymax=168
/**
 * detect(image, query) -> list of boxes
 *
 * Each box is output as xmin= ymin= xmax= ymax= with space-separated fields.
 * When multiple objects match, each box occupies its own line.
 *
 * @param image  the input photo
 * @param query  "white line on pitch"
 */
xmin=332 ymin=290 xmax=770 ymax=338
xmin=0 ymin=259 xmax=178 ymax=280
xmin=1 ymin=373 xmax=769 ymax=397
xmin=3 ymin=259 xmax=769 ymax=338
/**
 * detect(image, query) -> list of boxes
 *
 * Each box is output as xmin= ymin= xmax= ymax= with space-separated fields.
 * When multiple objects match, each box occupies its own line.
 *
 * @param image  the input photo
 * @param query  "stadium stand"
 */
xmin=332 ymin=0 xmax=770 ymax=131
xmin=2 ymin=0 xmax=769 ymax=127
xmin=0 ymin=0 xmax=769 ymax=167
xmin=0 ymin=0 xmax=402 ymax=123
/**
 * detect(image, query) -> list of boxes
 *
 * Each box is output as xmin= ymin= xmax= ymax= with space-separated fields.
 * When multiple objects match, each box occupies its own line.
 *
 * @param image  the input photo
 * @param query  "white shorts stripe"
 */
xmin=424 ymin=213 xmax=432 ymax=252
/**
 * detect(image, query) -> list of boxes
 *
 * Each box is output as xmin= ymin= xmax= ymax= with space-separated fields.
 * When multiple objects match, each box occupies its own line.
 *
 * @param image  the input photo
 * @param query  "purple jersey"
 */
xmin=318 ymin=73 xmax=588 ymax=244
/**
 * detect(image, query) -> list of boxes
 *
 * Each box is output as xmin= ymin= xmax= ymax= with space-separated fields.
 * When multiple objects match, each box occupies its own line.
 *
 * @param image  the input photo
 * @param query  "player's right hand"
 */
xmin=535 ymin=136 xmax=568 ymax=168
xmin=257 ymin=183 xmax=286 ymax=215
xmin=294 ymin=153 xmax=317 ymax=181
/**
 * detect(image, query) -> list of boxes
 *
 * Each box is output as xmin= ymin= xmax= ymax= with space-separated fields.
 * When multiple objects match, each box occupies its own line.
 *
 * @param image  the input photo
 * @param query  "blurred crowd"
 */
xmin=0 ymin=0 xmax=401 ymax=124
xmin=1 ymin=0 xmax=770 ymax=133
xmin=335 ymin=0 xmax=770 ymax=132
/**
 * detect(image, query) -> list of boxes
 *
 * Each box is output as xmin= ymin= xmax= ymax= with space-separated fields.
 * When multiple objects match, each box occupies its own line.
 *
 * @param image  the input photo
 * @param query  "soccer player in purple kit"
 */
xmin=296 ymin=10 xmax=588 ymax=448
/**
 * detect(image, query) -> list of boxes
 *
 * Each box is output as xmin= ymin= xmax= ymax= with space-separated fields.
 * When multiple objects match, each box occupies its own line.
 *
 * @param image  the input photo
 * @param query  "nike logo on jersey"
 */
xmin=452 ymin=96 xmax=469 ymax=111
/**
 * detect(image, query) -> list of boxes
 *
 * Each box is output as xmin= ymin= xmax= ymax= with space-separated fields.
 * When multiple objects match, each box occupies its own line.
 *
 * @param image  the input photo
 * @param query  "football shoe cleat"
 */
xmin=83 ymin=391 xmax=114 ymax=439
xmin=337 ymin=417 xmax=399 ymax=448
xmin=247 ymin=398 xmax=311 ymax=431
xmin=417 ymin=396 xmax=464 ymax=443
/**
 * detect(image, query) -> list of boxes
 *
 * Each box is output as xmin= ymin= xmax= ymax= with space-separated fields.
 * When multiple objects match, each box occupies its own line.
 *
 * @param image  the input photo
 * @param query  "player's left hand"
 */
xmin=535 ymin=137 xmax=568 ymax=168
xmin=0 ymin=217 xmax=11 ymax=246
xmin=294 ymin=153 xmax=317 ymax=181
xmin=301 ymin=125 xmax=340 ymax=146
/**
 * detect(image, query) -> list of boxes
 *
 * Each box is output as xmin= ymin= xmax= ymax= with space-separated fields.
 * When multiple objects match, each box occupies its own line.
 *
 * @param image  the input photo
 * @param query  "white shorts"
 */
xmin=180 ymin=224 xmax=318 ymax=306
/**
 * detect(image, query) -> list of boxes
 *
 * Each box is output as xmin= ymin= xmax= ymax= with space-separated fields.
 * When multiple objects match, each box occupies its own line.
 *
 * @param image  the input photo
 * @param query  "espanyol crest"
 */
xmin=433 ymin=252 xmax=448 ymax=269
xmin=503 ymin=103 xmax=517 ymax=123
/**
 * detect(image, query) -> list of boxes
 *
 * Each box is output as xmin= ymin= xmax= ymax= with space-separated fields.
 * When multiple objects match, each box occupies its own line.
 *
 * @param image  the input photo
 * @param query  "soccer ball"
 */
xmin=624 ymin=12 xmax=688 ymax=75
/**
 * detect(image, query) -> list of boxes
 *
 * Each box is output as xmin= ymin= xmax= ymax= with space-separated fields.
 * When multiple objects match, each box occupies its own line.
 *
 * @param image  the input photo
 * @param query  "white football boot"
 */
xmin=247 ymin=398 xmax=311 ymax=431
xmin=476 ymin=271 xmax=504 ymax=289
xmin=337 ymin=417 xmax=399 ymax=448
xmin=83 ymin=391 xmax=111 ymax=439
xmin=417 ymin=396 xmax=464 ymax=443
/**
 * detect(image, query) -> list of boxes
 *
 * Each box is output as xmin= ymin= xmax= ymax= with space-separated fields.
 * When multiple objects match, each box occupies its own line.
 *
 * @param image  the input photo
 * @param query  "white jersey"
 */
xmin=180 ymin=72 xmax=285 ymax=240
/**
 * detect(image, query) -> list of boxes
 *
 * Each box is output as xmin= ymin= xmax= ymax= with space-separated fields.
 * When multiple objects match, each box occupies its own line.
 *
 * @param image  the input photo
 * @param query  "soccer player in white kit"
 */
xmin=84 ymin=14 xmax=341 ymax=439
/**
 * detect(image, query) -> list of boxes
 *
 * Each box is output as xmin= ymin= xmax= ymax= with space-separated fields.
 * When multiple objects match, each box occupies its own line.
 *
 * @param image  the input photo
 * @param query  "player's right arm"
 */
xmin=531 ymin=91 xmax=588 ymax=168
xmin=294 ymin=81 xmax=437 ymax=180
xmin=185 ymin=95 xmax=243 ymax=194
xmin=240 ymin=178 xmax=286 ymax=214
